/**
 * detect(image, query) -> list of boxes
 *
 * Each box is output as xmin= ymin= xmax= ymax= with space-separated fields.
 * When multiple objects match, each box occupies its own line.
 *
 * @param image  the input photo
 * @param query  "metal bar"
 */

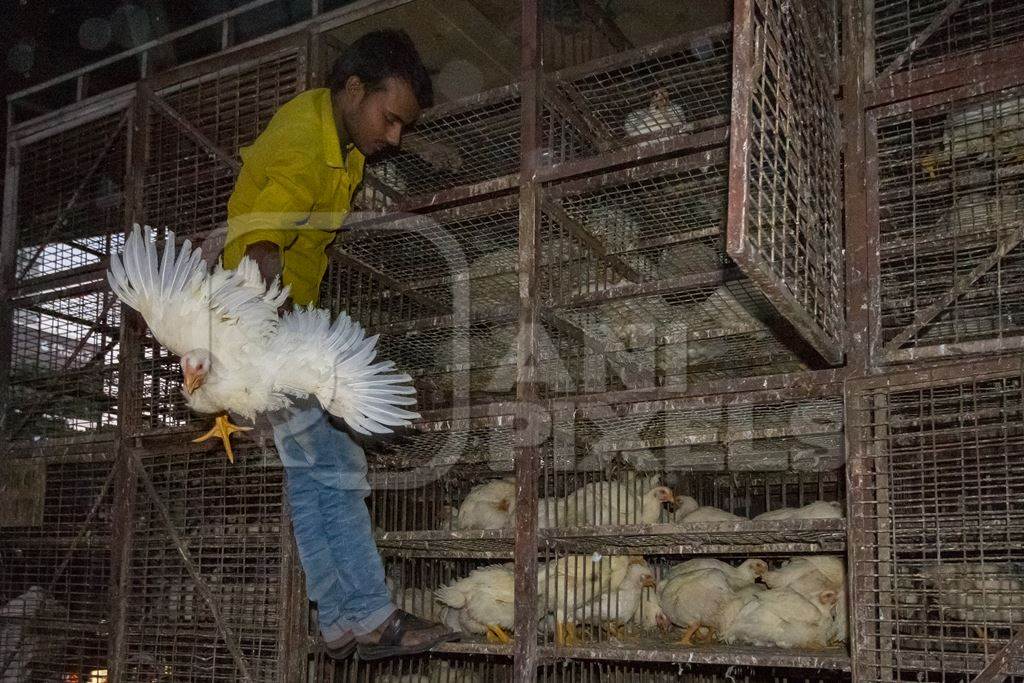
xmin=11 ymin=262 xmax=108 ymax=298
xmin=866 ymin=42 xmax=1024 ymax=109
xmin=513 ymin=0 xmax=542 ymax=679
xmin=129 ymin=449 xmax=256 ymax=683
xmin=875 ymin=0 xmax=965 ymax=82
xmin=869 ymin=60 xmax=1024 ymax=118
xmin=971 ymin=629 xmax=1024 ymax=683
xmin=882 ymin=224 xmax=1024 ymax=354
xmin=543 ymin=84 xmax=615 ymax=152
xmin=0 ymin=133 xmax=21 ymax=434
xmin=15 ymin=109 xmax=130 ymax=281
xmin=559 ymin=266 xmax=745 ymax=309
xmin=577 ymin=0 xmax=632 ymax=51
xmin=108 ymin=85 xmax=148 ymax=683
xmin=142 ymin=84 xmax=242 ymax=174
xmin=542 ymin=199 xmax=641 ymax=282
xmin=843 ymin=0 xmax=870 ymax=375
xmin=886 ymin=333 xmax=1024 ymax=365
xmin=7 ymin=86 xmax=135 ymax=145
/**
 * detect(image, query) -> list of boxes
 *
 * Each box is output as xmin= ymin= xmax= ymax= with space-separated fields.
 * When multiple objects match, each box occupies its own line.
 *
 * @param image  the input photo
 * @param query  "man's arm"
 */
xmin=245 ymin=240 xmax=292 ymax=312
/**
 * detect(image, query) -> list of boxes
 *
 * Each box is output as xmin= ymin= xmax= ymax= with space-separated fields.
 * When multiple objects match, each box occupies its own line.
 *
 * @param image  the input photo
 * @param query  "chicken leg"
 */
xmin=555 ymin=621 xmax=580 ymax=646
xmin=485 ymin=624 xmax=513 ymax=644
xmin=678 ymin=622 xmax=703 ymax=646
xmin=193 ymin=414 xmax=251 ymax=463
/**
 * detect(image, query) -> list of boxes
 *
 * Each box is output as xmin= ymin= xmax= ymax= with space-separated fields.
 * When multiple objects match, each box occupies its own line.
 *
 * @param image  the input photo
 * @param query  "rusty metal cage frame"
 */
xmin=5 ymin=0 xmax=1024 ymax=681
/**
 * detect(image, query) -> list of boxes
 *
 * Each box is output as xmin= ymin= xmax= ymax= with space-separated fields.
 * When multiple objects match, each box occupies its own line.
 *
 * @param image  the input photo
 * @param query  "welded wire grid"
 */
xmin=550 ymin=23 xmax=732 ymax=150
xmin=538 ymin=661 xmax=849 ymax=682
xmin=547 ymin=153 xmax=732 ymax=287
xmin=143 ymin=47 xmax=304 ymax=239
xmin=873 ymin=0 xmax=1024 ymax=78
xmin=731 ymin=0 xmax=844 ymax=362
xmin=848 ymin=365 xmax=1024 ymax=679
xmin=319 ymin=652 xmax=510 ymax=682
xmin=369 ymin=86 xmax=593 ymax=199
xmin=554 ymin=279 xmax=805 ymax=393
xmin=0 ymin=455 xmax=114 ymax=682
xmin=123 ymin=444 xmax=285 ymax=681
xmin=6 ymin=288 xmax=121 ymax=440
xmin=14 ymin=111 xmax=128 ymax=284
xmin=876 ymin=85 xmax=1024 ymax=357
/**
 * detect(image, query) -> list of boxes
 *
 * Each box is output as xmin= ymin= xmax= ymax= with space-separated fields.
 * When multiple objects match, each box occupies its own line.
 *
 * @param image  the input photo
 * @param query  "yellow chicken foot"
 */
xmin=555 ymin=621 xmax=579 ymax=646
xmin=192 ymin=414 xmax=252 ymax=463
xmin=485 ymin=624 xmax=513 ymax=644
xmin=678 ymin=622 xmax=702 ymax=646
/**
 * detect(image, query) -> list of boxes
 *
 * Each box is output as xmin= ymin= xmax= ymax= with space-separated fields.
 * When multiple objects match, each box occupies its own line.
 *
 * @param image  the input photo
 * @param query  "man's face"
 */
xmin=341 ymin=76 xmax=421 ymax=157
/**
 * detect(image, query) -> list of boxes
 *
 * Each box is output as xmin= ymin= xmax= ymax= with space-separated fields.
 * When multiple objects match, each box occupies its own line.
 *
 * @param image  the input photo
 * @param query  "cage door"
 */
xmin=727 ymin=0 xmax=845 ymax=365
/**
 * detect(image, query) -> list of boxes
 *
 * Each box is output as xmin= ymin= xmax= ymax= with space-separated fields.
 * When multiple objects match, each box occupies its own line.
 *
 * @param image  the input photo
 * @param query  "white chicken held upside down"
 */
xmin=107 ymin=226 xmax=420 ymax=462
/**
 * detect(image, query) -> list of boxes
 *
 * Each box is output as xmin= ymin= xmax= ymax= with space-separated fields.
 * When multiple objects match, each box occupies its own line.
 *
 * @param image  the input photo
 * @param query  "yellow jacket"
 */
xmin=223 ymin=88 xmax=364 ymax=306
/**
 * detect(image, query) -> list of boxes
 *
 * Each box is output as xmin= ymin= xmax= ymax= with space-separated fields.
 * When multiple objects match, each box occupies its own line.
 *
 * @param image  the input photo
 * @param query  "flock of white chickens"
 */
xmin=381 ymin=476 xmax=850 ymax=651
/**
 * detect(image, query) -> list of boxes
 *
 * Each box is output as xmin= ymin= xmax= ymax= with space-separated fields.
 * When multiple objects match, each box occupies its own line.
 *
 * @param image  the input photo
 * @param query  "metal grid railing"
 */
xmin=142 ymin=47 xmax=304 ymax=240
xmin=13 ymin=111 xmax=128 ymax=285
xmin=0 ymin=454 xmax=114 ymax=683
xmin=539 ymin=661 xmax=849 ymax=682
xmin=549 ymin=23 xmax=732 ymax=148
xmin=6 ymin=287 xmax=121 ymax=440
xmin=847 ymin=358 xmax=1024 ymax=679
xmin=123 ymin=443 xmax=286 ymax=681
xmin=728 ymin=0 xmax=844 ymax=365
xmin=875 ymin=84 xmax=1024 ymax=361
xmin=872 ymin=0 xmax=1024 ymax=80
xmin=319 ymin=651 xmax=511 ymax=682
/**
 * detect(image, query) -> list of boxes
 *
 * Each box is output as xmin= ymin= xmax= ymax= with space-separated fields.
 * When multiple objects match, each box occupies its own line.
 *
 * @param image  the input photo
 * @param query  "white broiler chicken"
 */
xmin=623 ymin=89 xmax=687 ymax=140
xmin=454 ymin=477 xmax=516 ymax=530
xmin=671 ymin=495 xmax=747 ymax=523
xmin=537 ymin=494 xmax=582 ymax=529
xmin=920 ymin=563 xmax=1024 ymax=637
xmin=753 ymin=501 xmax=844 ymax=521
xmin=630 ymin=581 xmax=672 ymax=633
xmin=107 ymin=226 xmax=419 ymax=462
xmin=763 ymin=555 xmax=847 ymax=645
xmin=718 ymin=586 xmax=839 ymax=649
xmin=435 ymin=563 xmax=524 ymax=644
xmin=541 ymin=554 xmax=632 ymax=646
xmin=659 ymin=558 xmax=768 ymax=645
xmin=567 ymin=478 xmax=673 ymax=527
xmin=573 ymin=559 xmax=657 ymax=638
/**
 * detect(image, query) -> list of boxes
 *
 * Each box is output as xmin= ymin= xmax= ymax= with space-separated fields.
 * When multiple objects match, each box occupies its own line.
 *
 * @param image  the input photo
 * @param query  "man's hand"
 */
xmin=245 ymin=241 xmax=293 ymax=313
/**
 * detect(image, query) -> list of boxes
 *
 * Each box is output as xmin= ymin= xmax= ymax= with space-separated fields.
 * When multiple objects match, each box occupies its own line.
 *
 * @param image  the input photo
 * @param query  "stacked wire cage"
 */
xmin=327 ymin=0 xmax=850 ymax=680
xmin=848 ymin=0 xmax=1024 ymax=680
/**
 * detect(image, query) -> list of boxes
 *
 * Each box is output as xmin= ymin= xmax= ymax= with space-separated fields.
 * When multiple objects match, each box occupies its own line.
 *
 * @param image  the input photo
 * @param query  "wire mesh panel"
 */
xmin=0 ymin=450 xmax=115 ymax=682
xmin=874 ymin=82 xmax=1024 ymax=363
xmin=728 ymin=0 xmax=844 ymax=365
xmin=319 ymin=651 xmax=511 ymax=682
xmin=549 ymin=22 xmax=732 ymax=153
xmin=142 ymin=42 xmax=306 ymax=241
xmin=847 ymin=356 xmax=1024 ymax=680
xmin=123 ymin=443 xmax=286 ymax=681
xmin=545 ymin=149 xmax=808 ymax=392
xmin=13 ymin=110 xmax=128 ymax=285
xmin=5 ymin=286 xmax=121 ymax=440
xmin=539 ymin=661 xmax=850 ymax=682
xmin=872 ymin=0 xmax=1024 ymax=80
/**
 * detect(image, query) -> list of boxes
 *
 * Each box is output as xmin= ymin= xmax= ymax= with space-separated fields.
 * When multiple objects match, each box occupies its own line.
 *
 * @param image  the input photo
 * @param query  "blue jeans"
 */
xmin=272 ymin=401 xmax=396 ymax=640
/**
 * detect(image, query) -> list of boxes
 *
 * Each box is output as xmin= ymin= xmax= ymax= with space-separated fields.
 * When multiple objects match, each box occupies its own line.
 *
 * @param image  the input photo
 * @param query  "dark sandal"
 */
xmin=356 ymin=610 xmax=460 ymax=661
xmin=324 ymin=633 xmax=357 ymax=660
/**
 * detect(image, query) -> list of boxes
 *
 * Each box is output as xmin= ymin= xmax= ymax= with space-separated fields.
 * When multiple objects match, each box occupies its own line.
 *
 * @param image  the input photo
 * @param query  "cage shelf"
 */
xmin=542 ymin=518 xmax=846 ymax=556
xmin=376 ymin=529 xmax=515 ymax=558
xmin=539 ymin=642 xmax=850 ymax=671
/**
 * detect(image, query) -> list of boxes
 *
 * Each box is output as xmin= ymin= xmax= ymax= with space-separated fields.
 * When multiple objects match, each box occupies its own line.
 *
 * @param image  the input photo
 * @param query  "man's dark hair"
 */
xmin=328 ymin=29 xmax=433 ymax=109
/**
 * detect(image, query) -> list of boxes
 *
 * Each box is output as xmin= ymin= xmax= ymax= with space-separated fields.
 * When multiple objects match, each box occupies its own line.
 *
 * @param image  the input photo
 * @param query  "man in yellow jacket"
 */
xmin=222 ymin=30 xmax=456 ymax=660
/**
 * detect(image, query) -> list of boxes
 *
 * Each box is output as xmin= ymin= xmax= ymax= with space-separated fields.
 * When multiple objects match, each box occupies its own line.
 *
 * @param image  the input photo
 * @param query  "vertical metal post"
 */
xmin=843 ymin=0 xmax=871 ymax=375
xmin=108 ymin=84 xmax=150 ymax=683
xmin=0 ymin=133 xmax=20 ymax=435
xmin=513 ymin=0 xmax=542 ymax=680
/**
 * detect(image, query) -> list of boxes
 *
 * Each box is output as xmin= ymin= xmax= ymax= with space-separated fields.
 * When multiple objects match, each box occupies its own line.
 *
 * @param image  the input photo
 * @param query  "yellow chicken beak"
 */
xmin=183 ymin=366 xmax=206 ymax=394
